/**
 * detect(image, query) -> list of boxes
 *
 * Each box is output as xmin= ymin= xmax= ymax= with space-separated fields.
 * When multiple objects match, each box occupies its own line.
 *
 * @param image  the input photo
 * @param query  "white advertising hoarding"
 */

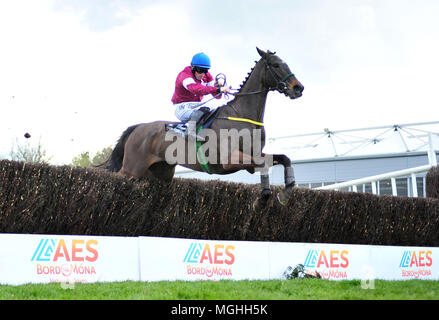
xmin=268 ymin=242 xmax=372 ymax=280
xmin=138 ymin=238 xmax=438 ymax=281
xmin=138 ymin=237 xmax=270 ymax=281
xmin=0 ymin=234 xmax=139 ymax=285
xmin=369 ymin=245 xmax=438 ymax=281
xmin=0 ymin=233 xmax=437 ymax=285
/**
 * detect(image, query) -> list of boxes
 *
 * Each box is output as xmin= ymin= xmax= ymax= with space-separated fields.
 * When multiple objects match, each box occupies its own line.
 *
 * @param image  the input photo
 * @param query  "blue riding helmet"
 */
xmin=191 ymin=53 xmax=211 ymax=68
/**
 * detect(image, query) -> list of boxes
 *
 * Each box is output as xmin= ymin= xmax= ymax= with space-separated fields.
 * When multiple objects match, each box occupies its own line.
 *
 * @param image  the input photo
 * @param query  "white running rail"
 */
xmin=316 ymin=133 xmax=438 ymax=197
xmin=315 ymin=164 xmax=433 ymax=197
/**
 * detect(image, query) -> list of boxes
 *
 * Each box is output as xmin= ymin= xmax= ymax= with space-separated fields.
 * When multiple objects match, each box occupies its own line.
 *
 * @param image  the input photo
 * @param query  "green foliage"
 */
xmin=71 ymin=147 xmax=112 ymax=167
xmin=71 ymin=151 xmax=92 ymax=167
xmin=0 ymin=280 xmax=438 ymax=300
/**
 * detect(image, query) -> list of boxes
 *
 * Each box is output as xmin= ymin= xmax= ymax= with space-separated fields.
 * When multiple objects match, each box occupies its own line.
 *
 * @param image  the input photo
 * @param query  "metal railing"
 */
xmin=316 ymin=135 xmax=437 ymax=197
xmin=315 ymin=164 xmax=433 ymax=197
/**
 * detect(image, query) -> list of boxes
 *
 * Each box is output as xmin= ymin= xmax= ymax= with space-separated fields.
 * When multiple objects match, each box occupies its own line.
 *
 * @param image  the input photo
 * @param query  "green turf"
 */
xmin=1 ymin=279 xmax=438 ymax=300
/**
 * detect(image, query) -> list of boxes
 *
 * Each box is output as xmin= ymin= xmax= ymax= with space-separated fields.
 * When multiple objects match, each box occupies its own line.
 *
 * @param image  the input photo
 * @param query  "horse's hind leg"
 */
xmin=117 ymin=148 xmax=151 ymax=179
xmin=149 ymin=161 xmax=176 ymax=182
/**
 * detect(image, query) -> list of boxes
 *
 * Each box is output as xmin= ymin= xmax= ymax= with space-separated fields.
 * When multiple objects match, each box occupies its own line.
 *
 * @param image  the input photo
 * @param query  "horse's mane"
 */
xmin=221 ymin=50 xmax=276 ymax=108
xmin=220 ymin=60 xmax=258 ymax=109
xmin=238 ymin=61 xmax=258 ymax=91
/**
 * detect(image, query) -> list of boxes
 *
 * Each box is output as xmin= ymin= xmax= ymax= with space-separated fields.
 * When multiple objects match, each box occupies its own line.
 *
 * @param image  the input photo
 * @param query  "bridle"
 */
xmin=214 ymin=56 xmax=296 ymax=124
xmin=264 ymin=59 xmax=295 ymax=94
xmin=230 ymin=56 xmax=295 ymax=97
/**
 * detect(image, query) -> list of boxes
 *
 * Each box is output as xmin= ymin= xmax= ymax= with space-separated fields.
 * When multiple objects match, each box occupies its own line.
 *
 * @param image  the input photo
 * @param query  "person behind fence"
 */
xmin=171 ymin=52 xmax=231 ymax=140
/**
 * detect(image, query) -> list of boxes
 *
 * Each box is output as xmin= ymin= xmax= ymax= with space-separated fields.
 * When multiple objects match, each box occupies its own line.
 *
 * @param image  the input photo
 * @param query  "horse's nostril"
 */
xmin=293 ymin=85 xmax=303 ymax=94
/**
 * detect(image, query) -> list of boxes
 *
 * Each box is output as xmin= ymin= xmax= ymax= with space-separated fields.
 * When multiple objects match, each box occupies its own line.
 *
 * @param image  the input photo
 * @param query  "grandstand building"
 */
xmin=175 ymin=121 xmax=439 ymax=198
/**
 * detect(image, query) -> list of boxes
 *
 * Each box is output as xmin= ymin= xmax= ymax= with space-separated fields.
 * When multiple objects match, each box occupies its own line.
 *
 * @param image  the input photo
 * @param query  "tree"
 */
xmin=71 ymin=151 xmax=92 ymax=167
xmin=71 ymin=146 xmax=113 ymax=167
xmin=9 ymin=137 xmax=52 ymax=164
xmin=91 ymin=147 xmax=113 ymax=166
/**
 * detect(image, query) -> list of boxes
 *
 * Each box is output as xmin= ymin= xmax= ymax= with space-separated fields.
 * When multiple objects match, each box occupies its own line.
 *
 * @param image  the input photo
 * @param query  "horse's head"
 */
xmin=257 ymin=47 xmax=304 ymax=99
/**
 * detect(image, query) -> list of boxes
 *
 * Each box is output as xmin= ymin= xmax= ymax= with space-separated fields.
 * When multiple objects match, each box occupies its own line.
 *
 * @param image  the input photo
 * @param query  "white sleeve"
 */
xmin=182 ymin=77 xmax=196 ymax=90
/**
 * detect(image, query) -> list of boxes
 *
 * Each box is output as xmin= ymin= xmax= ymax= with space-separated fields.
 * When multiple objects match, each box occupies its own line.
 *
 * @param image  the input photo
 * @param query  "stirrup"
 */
xmin=186 ymin=130 xmax=205 ymax=141
xmin=168 ymin=126 xmax=186 ymax=138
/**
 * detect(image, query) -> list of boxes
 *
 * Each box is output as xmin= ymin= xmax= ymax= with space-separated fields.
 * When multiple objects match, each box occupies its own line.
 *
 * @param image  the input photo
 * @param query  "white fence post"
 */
xmin=371 ymin=181 xmax=377 ymax=195
xmin=428 ymin=133 xmax=438 ymax=166
xmin=391 ymin=178 xmax=397 ymax=196
xmin=411 ymin=173 xmax=418 ymax=198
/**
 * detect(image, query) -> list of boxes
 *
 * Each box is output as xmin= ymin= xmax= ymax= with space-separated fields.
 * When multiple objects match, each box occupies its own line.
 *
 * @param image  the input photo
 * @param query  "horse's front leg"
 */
xmin=273 ymin=154 xmax=296 ymax=205
xmin=253 ymin=167 xmax=272 ymax=212
xmin=221 ymin=150 xmax=272 ymax=211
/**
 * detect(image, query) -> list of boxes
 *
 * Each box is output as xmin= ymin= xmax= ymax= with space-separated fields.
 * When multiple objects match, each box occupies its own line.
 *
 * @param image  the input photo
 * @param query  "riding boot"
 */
xmin=186 ymin=109 xmax=207 ymax=141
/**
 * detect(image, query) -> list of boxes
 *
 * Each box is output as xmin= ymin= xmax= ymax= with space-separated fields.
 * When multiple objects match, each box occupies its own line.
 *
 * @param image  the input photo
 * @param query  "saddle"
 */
xmin=165 ymin=108 xmax=220 ymax=135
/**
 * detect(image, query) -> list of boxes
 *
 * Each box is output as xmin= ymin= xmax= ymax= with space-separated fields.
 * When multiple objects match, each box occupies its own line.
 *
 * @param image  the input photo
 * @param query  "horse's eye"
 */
xmin=272 ymin=63 xmax=280 ymax=68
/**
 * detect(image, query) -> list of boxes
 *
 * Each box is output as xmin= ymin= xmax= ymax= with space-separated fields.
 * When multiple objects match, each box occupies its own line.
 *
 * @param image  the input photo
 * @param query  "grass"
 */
xmin=1 ymin=279 xmax=438 ymax=300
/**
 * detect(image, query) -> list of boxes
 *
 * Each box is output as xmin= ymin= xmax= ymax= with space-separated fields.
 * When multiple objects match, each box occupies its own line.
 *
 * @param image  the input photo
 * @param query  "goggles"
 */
xmin=193 ymin=67 xmax=209 ymax=74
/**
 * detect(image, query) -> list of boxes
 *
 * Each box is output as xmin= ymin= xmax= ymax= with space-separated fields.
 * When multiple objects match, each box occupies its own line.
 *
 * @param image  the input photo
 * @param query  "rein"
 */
xmin=208 ymin=58 xmax=294 ymax=127
xmin=195 ymin=57 xmax=291 ymax=174
xmin=226 ymin=62 xmax=295 ymax=97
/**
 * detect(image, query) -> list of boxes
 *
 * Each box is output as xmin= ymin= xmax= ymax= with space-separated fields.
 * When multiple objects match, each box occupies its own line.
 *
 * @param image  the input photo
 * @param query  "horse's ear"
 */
xmin=256 ymin=47 xmax=267 ymax=58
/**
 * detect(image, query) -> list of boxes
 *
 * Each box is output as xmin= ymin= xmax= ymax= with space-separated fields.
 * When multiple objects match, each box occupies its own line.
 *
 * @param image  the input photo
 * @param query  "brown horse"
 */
xmin=104 ymin=48 xmax=304 ymax=209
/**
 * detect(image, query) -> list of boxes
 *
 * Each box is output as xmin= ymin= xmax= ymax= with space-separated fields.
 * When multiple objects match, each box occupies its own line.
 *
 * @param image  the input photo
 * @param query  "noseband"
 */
xmin=263 ymin=58 xmax=295 ymax=94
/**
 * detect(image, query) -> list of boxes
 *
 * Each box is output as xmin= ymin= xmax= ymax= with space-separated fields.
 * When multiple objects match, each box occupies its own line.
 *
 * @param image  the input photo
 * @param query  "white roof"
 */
xmin=265 ymin=121 xmax=439 ymax=161
xmin=175 ymin=121 xmax=439 ymax=173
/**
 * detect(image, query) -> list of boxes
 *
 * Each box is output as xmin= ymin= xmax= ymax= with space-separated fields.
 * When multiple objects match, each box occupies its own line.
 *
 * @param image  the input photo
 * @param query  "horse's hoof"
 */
xmin=277 ymin=188 xmax=293 ymax=206
xmin=277 ymin=194 xmax=287 ymax=206
xmin=253 ymin=198 xmax=264 ymax=213
xmin=253 ymin=188 xmax=271 ymax=212
xmin=253 ymin=195 xmax=269 ymax=212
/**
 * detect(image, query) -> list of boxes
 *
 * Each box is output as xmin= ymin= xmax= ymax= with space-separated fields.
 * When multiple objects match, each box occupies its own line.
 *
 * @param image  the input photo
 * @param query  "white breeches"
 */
xmin=174 ymin=102 xmax=211 ymax=122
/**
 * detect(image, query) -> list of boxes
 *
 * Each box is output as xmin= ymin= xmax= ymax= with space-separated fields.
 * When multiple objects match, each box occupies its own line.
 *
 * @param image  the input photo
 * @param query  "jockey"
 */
xmin=172 ymin=52 xmax=231 ymax=140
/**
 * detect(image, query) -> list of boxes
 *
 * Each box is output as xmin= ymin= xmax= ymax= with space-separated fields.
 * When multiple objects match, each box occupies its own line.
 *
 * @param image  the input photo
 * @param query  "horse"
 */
xmin=103 ymin=48 xmax=304 ymax=210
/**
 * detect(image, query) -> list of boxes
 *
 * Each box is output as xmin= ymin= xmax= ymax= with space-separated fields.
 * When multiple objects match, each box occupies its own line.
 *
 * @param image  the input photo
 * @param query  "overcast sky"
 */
xmin=1 ymin=0 xmax=439 ymax=164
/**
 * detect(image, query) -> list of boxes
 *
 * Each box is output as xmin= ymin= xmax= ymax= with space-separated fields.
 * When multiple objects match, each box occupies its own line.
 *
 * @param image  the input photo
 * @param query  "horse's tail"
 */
xmin=100 ymin=124 xmax=140 ymax=172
